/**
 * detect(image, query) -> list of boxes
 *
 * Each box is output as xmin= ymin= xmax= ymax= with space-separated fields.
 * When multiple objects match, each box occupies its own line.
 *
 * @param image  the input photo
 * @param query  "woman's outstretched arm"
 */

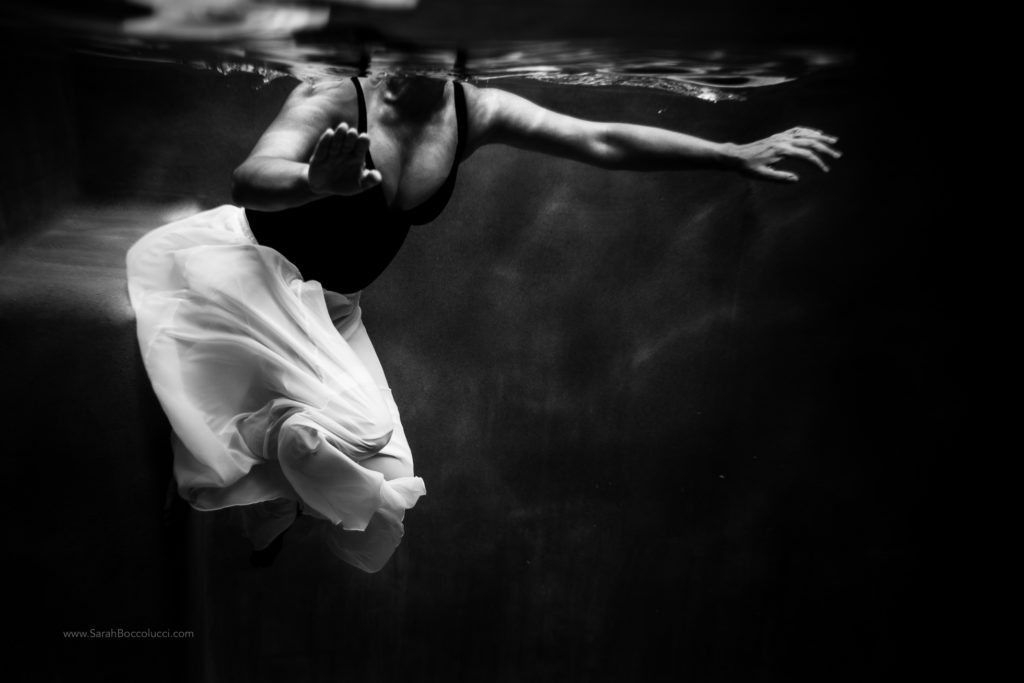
xmin=462 ymin=83 xmax=840 ymax=182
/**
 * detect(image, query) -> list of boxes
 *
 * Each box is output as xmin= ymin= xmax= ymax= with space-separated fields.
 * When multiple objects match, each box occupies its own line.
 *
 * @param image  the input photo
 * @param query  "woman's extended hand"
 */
xmin=307 ymin=122 xmax=383 ymax=196
xmin=725 ymin=127 xmax=841 ymax=182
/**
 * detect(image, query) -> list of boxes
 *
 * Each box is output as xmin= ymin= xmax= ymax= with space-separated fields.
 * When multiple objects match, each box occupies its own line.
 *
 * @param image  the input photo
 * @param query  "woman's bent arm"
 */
xmin=232 ymin=157 xmax=318 ymax=211
xmin=232 ymin=81 xmax=380 ymax=211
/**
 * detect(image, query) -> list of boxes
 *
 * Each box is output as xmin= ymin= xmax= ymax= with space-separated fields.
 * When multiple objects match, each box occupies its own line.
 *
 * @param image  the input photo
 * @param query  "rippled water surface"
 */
xmin=1 ymin=1 xmax=850 ymax=102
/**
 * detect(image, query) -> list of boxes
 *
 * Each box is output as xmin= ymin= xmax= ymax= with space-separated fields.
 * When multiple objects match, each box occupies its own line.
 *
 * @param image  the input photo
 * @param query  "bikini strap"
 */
xmin=350 ymin=76 xmax=375 ymax=170
xmin=351 ymin=76 xmax=367 ymax=134
xmin=453 ymin=80 xmax=467 ymax=162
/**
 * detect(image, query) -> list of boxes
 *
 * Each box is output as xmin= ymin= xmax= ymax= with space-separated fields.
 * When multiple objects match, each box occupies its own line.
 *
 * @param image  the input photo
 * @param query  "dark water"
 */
xmin=1 ymin=3 xmax=958 ymax=682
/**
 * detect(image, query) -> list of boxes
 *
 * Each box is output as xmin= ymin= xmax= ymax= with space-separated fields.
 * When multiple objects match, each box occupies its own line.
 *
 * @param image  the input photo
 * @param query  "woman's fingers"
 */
xmin=328 ymin=122 xmax=357 ymax=157
xmin=307 ymin=122 xmax=377 ymax=194
xmin=309 ymin=128 xmax=334 ymax=166
xmin=341 ymin=126 xmax=360 ymax=155
xmin=326 ymin=124 xmax=345 ymax=158
xmin=360 ymin=168 xmax=382 ymax=189
xmin=353 ymin=133 xmax=371 ymax=158
xmin=781 ymin=143 xmax=830 ymax=172
xmin=790 ymin=126 xmax=821 ymax=137
xmin=756 ymin=165 xmax=799 ymax=183
xmin=790 ymin=126 xmax=837 ymax=140
xmin=792 ymin=137 xmax=842 ymax=159
xmin=328 ymin=123 xmax=350 ymax=157
xmin=325 ymin=122 xmax=368 ymax=161
xmin=742 ymin=127 xmax=840 ymax=182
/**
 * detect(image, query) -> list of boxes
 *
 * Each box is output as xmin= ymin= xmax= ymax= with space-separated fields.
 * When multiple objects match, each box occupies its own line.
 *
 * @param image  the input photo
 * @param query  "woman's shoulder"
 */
xmin=284 ymin=77 xmax=356 ymax=103
xmin=307 ymin=77 xmax=356 ymax=96
xmin=279 ymin=77 xmax=359 ymax=126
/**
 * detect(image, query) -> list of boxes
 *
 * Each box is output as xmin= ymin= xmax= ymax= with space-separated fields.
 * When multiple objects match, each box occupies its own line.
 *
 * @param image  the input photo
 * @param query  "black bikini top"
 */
xmin=245 ymin=76 xmax=467 ymax=293
xmin=356 ymin=76 xmax=468 ymax=226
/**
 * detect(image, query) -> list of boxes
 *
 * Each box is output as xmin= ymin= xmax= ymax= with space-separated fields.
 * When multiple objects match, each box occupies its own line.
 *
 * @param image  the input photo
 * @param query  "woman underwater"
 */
xmin=126 ymin=73 xmax=839 ymax=572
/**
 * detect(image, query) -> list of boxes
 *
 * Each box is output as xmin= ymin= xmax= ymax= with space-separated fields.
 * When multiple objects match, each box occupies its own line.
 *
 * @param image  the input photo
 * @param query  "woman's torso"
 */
xmin=246 ymin=76 xmax=467 ymax=294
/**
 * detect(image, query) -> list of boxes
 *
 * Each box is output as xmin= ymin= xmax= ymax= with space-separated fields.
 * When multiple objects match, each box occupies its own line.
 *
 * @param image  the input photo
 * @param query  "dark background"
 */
xmin=1 ymin=2 xmax=964 ymax=681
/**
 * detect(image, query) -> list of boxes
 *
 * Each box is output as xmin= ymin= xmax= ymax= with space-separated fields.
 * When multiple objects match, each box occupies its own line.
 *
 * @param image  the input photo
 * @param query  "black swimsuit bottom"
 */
xmin=246 ymin=77 xmax=467 ymax=294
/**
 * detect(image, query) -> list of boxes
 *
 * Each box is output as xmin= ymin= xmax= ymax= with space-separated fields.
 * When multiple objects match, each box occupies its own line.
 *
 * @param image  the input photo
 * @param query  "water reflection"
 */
xmin=1 ymin=1 xmax=849 ymax=102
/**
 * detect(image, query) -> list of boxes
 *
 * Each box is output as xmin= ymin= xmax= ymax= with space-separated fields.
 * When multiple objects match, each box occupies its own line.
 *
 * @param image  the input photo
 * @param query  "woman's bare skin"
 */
xmin=232 ymin=74 xmax=840 ymax=215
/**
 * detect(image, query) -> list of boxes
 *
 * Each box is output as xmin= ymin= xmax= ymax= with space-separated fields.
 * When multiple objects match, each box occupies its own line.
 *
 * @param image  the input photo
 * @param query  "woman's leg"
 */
xmin=346 ymin=321 xmax=415 ymax=480
xmin=325 ymin=291 xmax=415 ymax=481
xmin=241 ymin=497 xmax=298 ymax=550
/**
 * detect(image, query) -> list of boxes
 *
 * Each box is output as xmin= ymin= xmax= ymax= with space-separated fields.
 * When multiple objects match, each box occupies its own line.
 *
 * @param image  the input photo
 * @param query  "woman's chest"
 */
xmin=365 ymin=110 xmax=459 ymax=213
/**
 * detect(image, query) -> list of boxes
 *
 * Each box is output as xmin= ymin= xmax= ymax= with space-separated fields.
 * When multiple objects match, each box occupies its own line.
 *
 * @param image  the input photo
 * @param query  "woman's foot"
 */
xmin=249 ymin=526 xmax=287 ymax=567
xmin=244 ymin=499 xmax=299 ymax=568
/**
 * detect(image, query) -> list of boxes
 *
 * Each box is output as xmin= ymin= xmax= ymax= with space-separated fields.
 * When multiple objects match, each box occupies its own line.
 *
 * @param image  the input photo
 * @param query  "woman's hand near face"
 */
xmin=307 ymin=122 xmax=382 ymax=196
xmin=724 ymin=127 xmax=841 ymax=182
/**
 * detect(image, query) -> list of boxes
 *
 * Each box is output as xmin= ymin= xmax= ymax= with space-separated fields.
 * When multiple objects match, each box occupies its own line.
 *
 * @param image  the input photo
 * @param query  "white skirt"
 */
xmin=126 ymin=204 xmax=425 ymax=572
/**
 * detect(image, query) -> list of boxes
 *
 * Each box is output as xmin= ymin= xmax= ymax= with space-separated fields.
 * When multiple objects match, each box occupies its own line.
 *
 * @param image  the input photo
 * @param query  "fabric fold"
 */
xmin=126 ymin=204 xmax=424 ymax=571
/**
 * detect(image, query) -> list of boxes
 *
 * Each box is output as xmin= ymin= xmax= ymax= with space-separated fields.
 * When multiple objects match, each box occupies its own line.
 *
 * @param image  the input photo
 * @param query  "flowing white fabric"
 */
xmin=126 ymin=204 xmax=425 ymax=572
